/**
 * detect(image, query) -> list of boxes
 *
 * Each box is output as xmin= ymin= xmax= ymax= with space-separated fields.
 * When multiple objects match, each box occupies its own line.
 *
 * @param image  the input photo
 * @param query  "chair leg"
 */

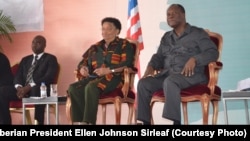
xmin=127 ymin=103 xmax=134 ymax=124
xmin=25 ymin=110 xmax=32 ymax=124
xmin=201 ymin=95 xmax=210 ymax=125
xmin=134 ymin=108 xmax=137 ymax=124
xmin=211 ymin=100 xmax=219 ymax=124
xmin=114 ymin=99 xmax=121 ymax=125
xmin=150 ymin=102 xmax=155 ymax=125
xmin=182 ymin=102 xmax=188 ymax=125
xmin=101 ymin=105 xmax=107 ymax=124
xmin=50 ymin=104 xmax=56 ymax=116
xmin=49 ymin=104 xmax=58 ymax=124
xmin=65 ymin=97 xmax=72 ymax=124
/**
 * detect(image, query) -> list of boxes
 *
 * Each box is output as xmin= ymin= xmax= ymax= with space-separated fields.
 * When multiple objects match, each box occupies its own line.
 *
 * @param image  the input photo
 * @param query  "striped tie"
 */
xmin=26 ymin=55 xmax=38 ymax=85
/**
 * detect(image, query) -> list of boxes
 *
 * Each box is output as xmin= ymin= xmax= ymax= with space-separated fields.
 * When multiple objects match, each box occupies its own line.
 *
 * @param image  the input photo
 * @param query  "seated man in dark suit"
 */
xmin=0 ymin=35 xmax=59 ymax=125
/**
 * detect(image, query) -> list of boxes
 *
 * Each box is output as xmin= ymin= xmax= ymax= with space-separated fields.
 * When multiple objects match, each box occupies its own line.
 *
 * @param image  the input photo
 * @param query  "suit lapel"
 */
xmin=35 ymin=53 xmax=46 ymax=69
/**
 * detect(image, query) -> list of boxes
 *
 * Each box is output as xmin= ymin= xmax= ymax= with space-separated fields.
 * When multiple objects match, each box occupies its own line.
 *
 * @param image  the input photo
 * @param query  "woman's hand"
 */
xmin=79 ymin=66 xmax=89 ymax=77
xmin=93 ymin=67 xmax=110 ymax=76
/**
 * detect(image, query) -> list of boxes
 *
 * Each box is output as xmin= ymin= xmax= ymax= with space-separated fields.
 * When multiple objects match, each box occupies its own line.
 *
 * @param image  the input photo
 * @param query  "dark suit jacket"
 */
xmin=0 ymin=53 xmax=14 ymax=87
xmin=14 ymin=53 xmax=59 ymax=97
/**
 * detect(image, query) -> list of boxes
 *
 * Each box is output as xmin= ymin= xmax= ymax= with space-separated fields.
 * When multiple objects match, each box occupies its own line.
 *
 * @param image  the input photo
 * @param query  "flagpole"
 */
xmin=127 ymin=0 xmax=144 ymax=124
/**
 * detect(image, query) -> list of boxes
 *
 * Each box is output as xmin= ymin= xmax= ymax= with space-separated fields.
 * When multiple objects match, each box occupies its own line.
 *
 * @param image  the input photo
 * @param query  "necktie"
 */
xmin=26 ymin=55 xmax=38 ymax=85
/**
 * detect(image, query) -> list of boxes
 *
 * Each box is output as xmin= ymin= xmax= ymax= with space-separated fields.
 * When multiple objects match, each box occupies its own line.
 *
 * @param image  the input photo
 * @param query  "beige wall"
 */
xmin=2 ymin=0 xmax=168 ymax=124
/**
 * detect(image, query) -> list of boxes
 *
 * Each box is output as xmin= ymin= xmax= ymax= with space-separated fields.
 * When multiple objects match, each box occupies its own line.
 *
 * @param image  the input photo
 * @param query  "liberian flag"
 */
xmin=127 ymin=0 xmax=144 ymax=80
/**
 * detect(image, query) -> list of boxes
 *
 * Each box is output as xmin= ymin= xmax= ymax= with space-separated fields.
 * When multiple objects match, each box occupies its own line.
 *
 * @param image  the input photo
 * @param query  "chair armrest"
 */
xmin=73 ymin=66 xmax=138 ymax=98
xmin=207 ymin=61 xmax=223 ymax=93
xmin=65 ymin=94 xmax=72 ymax=122
xmin=121 ymin=67 xmax=137 ymax=98
xmin=65 ymin=70 xmax=82 ymax=98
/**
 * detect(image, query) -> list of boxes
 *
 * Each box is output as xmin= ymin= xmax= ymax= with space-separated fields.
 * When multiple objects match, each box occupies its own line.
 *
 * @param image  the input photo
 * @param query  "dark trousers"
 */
xmin=0 ymin=85 xmax=46 ymax=124
xmin=137 ymin=73 xmax=206 ymax=123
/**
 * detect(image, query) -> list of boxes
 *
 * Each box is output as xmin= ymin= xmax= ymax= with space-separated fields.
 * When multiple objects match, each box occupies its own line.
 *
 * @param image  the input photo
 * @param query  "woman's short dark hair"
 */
xmin=101 ymin=17 xmax=122 ymax=32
